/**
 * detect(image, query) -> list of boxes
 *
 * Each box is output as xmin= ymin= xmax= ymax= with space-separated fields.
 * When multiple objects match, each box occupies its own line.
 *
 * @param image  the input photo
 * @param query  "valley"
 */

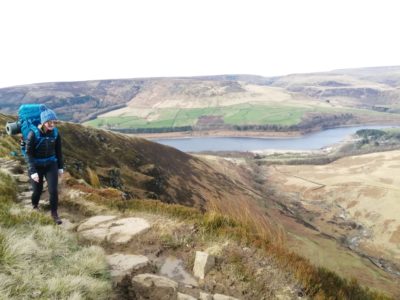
xmin=2 ymin=67 xmax=400 ymax=298
xmin=197 ymin=135 xmax=400 ymax=297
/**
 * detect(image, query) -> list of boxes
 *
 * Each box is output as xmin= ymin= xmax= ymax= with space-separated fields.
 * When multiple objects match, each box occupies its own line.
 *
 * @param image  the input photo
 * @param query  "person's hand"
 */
xmin=58 ymin=169 xmax=64 ymax=177
xmin=31 ymin=173 xmax=39 ymax=182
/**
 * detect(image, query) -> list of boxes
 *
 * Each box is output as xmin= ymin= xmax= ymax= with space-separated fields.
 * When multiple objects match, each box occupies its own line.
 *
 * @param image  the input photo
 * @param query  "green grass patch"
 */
xmin=86 ymin=104 xmax=313 ymax=129
xmin=86 ymin=116 xmax=175 ymax=128
xmin=222 ymin=104 xmax=308 ymax=125
xmin=85 ymin=103 xmax=400 ymax=132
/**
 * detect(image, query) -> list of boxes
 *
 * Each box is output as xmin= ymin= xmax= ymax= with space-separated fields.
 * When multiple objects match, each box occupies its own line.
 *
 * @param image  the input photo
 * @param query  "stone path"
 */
xmin=0 ymin=158 xmax=243 ymax=300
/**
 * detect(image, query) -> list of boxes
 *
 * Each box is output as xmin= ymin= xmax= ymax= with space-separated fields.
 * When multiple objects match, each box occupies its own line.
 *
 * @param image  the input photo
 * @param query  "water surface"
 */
xmin=151 ymin=126 xmax=397 ymax=152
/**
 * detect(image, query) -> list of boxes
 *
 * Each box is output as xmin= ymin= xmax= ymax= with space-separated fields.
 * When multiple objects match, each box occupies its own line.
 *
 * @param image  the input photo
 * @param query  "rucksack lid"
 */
xmin=18 ymin=104 xmax=48 ymax=140
xmin=18 ymin=104 xmax=47 ymax=127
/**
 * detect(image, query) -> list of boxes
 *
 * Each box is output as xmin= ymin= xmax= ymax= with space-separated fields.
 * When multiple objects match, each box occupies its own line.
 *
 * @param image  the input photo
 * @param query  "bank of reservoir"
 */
xmin=151 ymin=126 xmax=397 ymax=152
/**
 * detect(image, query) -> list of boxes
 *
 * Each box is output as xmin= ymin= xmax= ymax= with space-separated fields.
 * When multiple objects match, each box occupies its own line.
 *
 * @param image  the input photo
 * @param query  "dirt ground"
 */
xmin=265 ymin=150 xmax=400 ymax=275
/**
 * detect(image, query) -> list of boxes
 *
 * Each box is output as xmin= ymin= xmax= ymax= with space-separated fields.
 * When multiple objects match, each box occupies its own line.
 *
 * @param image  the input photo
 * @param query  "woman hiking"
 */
xmin=26 ymin=107 xmax=64 ymax=225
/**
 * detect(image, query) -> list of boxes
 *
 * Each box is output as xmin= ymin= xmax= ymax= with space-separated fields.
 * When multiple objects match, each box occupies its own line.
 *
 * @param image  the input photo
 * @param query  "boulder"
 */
xmin=193 ymin=251 xmax=215 ymax=279
xmin=107 ymin=253 xmax=150 ymax=283
xmin=131 ymin=273 xmax=178 ymax=300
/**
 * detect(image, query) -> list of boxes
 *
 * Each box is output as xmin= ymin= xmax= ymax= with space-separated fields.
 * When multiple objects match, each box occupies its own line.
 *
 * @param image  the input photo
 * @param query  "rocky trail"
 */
xmin=0 ymin=158 xmax=304 ymax=300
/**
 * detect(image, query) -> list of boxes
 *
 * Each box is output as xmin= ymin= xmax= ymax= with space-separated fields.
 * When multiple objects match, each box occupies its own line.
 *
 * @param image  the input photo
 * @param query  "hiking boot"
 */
xmin=33 ymin=205 xmax=39 ymax=211
xmin=51 ymin=213 xmax=62 ymax=225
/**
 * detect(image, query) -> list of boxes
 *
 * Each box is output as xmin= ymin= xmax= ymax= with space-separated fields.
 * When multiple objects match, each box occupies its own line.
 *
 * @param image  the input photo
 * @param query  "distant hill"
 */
xmin=1 ymin=66 xmax=400 ymax=134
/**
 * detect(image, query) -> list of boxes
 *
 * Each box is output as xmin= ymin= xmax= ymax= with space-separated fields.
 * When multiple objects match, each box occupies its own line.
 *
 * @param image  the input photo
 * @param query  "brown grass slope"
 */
xmin=271 ymin=66 xmax=400 ymax=112
xmin=0 ymin=113 xmax=396 ymax=299
xmin=0 ymin=113 xmax=261 ymax=212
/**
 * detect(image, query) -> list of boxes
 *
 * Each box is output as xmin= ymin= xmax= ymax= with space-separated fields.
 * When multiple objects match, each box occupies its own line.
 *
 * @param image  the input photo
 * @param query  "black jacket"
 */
xmin=26 ymin=128 xmax=64 ymax=174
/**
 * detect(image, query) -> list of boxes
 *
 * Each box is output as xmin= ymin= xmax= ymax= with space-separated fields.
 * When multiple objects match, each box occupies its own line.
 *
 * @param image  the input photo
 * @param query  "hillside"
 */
xmin=0 ymin=115 xmax=394 ymax=299
xmin=0 ymin=113 xmax=261 ymax=213
xmin=1 ymin=67 xmax=400 ymax=135
xmin=200 ymin=150 xmax=400 ymax=298
xmin=265 ymin=150 xmax=400 ymax=271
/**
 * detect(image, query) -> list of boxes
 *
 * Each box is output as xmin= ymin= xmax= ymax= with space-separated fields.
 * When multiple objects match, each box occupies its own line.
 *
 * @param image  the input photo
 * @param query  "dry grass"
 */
xmin=0 ymin=170 xmax=112 ymax=299
xmin=207 ymin=194 xmax=285 ymax=248
xmin=0 ymin=226 xmax=111 ymax=299
xmin=66 ymin=181 xmax=392 ymax=299
xmin=87 ymin=167 xmax=101 ymax=188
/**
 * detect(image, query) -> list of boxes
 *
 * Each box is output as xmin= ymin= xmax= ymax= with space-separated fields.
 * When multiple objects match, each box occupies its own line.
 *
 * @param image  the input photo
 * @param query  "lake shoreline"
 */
xmin=131 ymin=130 xmax=303 ymax=139
xmin=130 ymin=122 xmax=398 ymax=140
xmin=135 ymin=125 xmax=398 ymax=152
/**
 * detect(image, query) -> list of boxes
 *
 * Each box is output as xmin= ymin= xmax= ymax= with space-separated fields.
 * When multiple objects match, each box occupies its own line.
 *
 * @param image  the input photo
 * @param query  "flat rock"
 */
xmin=199 ymin=292 xmax=213 ymax=300
xmin=107 ymin=253 xmax=150 ymax=282
xmin=108 ymin=217 xmax=151 ymax=244
xmin=213 ymin=294 xmax=240 ymax=300
xmin=78 ymin=216 xmax=151 ymax=244
xmin=177 ymin=292 xmax=197 ymax=300
xmin=131 ymin=273 xmax=178 ymax=300
xmin=77 ymin=215 xmax=118 ymax=231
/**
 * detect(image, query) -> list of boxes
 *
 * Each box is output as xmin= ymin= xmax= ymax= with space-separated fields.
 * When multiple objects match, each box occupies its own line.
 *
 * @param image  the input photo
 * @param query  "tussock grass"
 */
xmin=87 ymin=167 xmax=101 ymax=188
xmin=206 ymin=195 xmax=285 ymax=247
xmin=0 ymin=171 xmax=17 ymax=204
xmin=0 ymin=171 xmax=112 ymax=299
xmin=0 ymin=225 xmax=111 ymax=299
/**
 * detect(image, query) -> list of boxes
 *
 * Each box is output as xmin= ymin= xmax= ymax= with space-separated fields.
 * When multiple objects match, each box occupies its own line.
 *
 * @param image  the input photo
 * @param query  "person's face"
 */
xmin=44 ymin=120 xmax=57 ymax=131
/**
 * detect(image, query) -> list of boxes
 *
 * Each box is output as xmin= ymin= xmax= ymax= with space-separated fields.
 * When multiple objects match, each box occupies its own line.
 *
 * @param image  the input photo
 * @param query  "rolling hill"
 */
xmin=1 ymin=67 xmax=400 ymax=135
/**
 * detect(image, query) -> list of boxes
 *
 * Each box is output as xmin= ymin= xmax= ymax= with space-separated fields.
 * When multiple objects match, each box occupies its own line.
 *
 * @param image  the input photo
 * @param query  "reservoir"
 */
xmin=151 ymin=126 xmax=397 ymax=152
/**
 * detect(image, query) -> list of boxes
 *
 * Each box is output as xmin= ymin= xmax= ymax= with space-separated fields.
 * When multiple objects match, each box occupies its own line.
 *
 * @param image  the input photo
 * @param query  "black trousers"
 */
xmin=30 ymin=162 xmax=59 ymax=214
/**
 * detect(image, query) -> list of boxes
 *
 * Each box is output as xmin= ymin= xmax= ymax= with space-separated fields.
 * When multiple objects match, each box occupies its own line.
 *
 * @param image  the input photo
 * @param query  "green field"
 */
xmin=85 ymin=104 xmax=314 ymax=129
xmin=84 ymin=103 xmax=400 ymax=132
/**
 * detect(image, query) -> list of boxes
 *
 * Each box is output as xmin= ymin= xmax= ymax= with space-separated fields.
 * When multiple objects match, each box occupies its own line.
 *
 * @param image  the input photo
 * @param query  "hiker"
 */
xmin=26 ymin=107 xmax=64 ymax=224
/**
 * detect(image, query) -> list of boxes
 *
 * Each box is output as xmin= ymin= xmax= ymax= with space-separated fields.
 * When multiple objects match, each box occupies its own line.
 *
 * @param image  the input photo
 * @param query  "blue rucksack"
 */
xmin=18 ymin=104 xmax=58 ymax=161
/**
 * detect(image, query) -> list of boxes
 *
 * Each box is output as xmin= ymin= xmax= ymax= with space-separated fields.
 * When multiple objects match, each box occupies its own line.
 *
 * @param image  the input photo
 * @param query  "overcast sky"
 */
xmin=1 ymin=0 xmax=399 ymax=88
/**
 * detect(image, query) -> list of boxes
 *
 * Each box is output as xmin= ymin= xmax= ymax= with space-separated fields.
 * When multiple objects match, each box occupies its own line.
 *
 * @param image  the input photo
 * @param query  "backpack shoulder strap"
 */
xmin=52 ymin=127 xmax=59 ymax=138
xmin=28 ymin=124 xmax=41 ymax=140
